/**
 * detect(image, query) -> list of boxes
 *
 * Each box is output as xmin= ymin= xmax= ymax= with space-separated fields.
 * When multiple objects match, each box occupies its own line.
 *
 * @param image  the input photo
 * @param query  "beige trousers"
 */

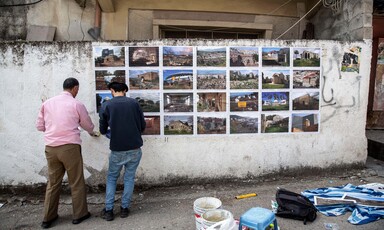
xmin=43 ymin=144 xmax=88 ymax=221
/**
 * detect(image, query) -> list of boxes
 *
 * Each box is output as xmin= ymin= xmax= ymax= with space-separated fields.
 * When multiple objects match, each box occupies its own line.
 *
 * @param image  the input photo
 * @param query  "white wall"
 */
xmin=0 ymin=39 xmax=371 ymax=187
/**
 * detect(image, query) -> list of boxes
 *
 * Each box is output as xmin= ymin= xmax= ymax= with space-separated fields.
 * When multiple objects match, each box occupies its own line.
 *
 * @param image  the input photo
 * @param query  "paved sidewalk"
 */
xmin=1 ymin=157 xmax=383 ymax=230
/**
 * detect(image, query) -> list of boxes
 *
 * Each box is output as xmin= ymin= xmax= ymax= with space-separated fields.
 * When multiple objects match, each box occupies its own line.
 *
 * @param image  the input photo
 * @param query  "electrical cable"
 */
xmin=275 ymin=0 xmax=322 ymax=40
xmin=0 ymin=0 xmax=43 ymax=7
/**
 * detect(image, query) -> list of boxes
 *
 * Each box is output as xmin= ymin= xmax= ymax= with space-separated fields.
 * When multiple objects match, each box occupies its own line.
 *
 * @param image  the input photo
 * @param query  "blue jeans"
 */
xmin=105 ymin=148 xmax=142 ymax=211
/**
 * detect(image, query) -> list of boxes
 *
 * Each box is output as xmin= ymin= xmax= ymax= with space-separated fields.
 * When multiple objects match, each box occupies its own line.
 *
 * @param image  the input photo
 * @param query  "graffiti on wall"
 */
xmin=321 ymin=45 xmax=362 ymax=123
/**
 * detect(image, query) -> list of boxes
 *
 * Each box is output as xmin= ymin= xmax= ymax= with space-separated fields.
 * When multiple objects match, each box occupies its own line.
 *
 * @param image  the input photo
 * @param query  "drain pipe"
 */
xmin=88 ymin=0 xmax=101 ymax=40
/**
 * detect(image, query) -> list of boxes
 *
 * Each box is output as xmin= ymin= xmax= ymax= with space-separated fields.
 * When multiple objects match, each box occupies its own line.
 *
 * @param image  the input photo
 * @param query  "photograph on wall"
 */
xmin=261 ymin=114 xmax=289 ymax=133
xmin=96 ymin=92 xmax=113 ymax=113
xmin=164 ymin=115 xmax=193 ymax=135
xmin=163 ymin=70 xmax=193 ymax=90
xmin=230 ymin=92 xmax=258 ymax=112
xmin=143 ymin=116 xmax=161 ymax=135
xmin=341 ymin=46 xmax=361 ymax=73
xmin=262 ymin=70 xmax=290 ymax=89
xmin=262 ymin=47 xmax=290 ymax=66
xmin=197 ymin=93 xmax=226 ymax=112
xmin=293 ymin=48 xmax=320 ymax=67
xmin=163 ymin=93 xmax=193 ymax=112
xmin=197 ymin=47 xmax=226 ymax=67
xmin=292 ymin=91 xmax=320 ymax=110
xmin=230 ymin=114 xmax=258 ymax=134
xmin=197 ymin=115 xmax=226 ymax=134
xmin=163 ymin=46 xmax=193 ymax=66
xmin=95 ymin=70 xmax=125 ymax=90
xmin=129 ymin=70 xmax=159 ymax=90
xmin=129 ymin=47 xmax=159 ymax=66
xmin=292 ymin=113 xmax=319 ymax=132
xmin=261 ymin=92 xmax=289 ymax=111
xmin=230 ymin=47 xmax=259 ymax=67
xmin=230 ymin=70 xmax=259 ymax=89
xmin=293 ymin=70 xmax=320 ymax=89
xmin=129 ymin=91 xmax=160 ymax=112
xmin=197 ymin=70 xmax=226 ymax=89
xmin=94 ymin=46 xmax=125 ymax=67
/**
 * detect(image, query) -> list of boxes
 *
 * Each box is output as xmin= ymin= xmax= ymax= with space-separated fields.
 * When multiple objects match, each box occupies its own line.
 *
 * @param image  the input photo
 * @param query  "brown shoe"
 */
xmin=72 ymin=212 xmax=91 ymax=224
xmin=41 ymin=215 xmax=58 ymax=228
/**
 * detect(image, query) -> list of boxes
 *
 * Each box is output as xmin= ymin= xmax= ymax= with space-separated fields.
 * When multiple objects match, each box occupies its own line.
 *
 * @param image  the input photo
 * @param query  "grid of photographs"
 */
xmin=93 ymin=46 xmax=321 ymax=136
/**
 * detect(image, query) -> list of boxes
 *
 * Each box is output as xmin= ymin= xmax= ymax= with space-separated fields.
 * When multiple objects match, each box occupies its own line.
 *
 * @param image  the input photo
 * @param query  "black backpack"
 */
xmin=275 ymin=188 xmax=317 ymax=225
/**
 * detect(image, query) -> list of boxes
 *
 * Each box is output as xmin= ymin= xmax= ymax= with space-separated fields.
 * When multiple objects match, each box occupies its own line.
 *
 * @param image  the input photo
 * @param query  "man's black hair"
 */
xmin=108 ymin=82 xmax=128 ymax=92
xmin=63 ymin=78 xmax=79 ymax=90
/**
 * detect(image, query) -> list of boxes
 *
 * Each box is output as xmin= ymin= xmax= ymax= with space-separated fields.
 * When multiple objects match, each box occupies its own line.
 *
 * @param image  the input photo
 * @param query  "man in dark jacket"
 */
xmin=99 ymin=82 xmax=146 ymax=221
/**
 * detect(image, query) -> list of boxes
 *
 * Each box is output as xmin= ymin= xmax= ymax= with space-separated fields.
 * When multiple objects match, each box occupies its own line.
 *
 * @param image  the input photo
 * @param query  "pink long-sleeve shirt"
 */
xmin=36 ymin=91 xmax=95 ymax=147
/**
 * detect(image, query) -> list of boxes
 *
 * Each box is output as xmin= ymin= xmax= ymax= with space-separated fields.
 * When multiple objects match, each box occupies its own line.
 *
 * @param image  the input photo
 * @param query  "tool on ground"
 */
xmin=235 ymin=193 xmax=257 ymax=199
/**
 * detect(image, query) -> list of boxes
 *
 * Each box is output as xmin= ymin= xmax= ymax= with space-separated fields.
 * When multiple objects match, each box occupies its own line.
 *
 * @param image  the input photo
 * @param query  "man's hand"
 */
xmin=89 ymin=131 xmax=100 ymax=137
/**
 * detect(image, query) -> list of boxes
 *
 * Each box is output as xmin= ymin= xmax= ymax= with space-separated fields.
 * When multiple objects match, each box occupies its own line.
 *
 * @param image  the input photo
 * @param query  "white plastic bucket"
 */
xmin=202 ymin=209 xmax=235 ymax=230
xmin=193 ymin=197 xmax=222 ymax=230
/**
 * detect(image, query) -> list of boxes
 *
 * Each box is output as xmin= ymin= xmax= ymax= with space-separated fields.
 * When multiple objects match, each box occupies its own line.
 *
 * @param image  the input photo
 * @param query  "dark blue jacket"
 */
xmin=99 ymin=96 xmax=146 ymax=151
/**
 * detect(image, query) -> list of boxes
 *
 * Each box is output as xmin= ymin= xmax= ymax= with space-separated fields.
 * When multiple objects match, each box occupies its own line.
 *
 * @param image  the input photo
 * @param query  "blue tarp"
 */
xmin=302 ymin=184 xmax=384 ymax=225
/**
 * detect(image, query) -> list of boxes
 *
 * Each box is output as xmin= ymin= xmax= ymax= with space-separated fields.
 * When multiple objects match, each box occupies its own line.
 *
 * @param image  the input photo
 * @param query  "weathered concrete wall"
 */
xmin=0 ymin=5 xmax=27 ymax=40
xmin=0 ymin=0 xmax=95 ymax=41
xmin=0 ymin=39 xmax=371 ymax=187
xmin=311 ymin=0 xmax=373 ymax=41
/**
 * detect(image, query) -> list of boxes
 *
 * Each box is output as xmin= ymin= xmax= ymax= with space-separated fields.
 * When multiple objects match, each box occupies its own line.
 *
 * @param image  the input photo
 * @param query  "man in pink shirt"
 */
xmin=36 ymin=78 xmax=98 ymax=228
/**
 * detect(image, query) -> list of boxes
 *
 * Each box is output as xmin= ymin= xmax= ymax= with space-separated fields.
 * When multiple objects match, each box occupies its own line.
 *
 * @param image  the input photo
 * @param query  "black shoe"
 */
xmin=101 ymin=208 xmax=114 ymax=221
xmin=120 ymin=207 xmax=130 ymax=218
xmin=72 ymin=212 xmax=91 ymax=224
xmin=41 ymin=215 xmax=58 ymax=229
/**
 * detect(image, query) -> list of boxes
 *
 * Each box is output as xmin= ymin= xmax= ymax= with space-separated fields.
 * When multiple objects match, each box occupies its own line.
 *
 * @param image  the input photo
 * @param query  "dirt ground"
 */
xmin=1 ymin=157 xmax=383 ymax=230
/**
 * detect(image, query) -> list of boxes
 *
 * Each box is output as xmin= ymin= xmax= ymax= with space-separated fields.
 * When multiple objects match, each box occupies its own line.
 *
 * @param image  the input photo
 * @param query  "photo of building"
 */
xmin=94 ymin=46 xmax=125 ymax=67
xmin=129 ymin=47 xmax=159 ymax=66
xmin=129 ymin=91 xmax=160 ymax=112
xmin=262 ymin=92 xmax=289 ymax=111
xmin=292 ymin=92 xmax=320 ymax=110
xmin=164 ymin=115 xmax=193 ymax=135
xmin=230 ymin=115 xmax=258 ymax=134
xmin=129 ymin=70 xmax=159 ymax=90
xmin=163 ymin=46 xmax=193 ymax=66
xmin=230 ymin=92 xmax=258 ymax=111
xmin=197 ymin=93 xmax=226 ymax=112
xmin=197 ymin=70 xmax=226 ymax=89
xmin=230 ymin=47 xmax=259 ymax=66
xmin=293 ymin=48 xmax=320 ymax=67
xmin=262 ymin=47 xmax=290 ymax=66
xmin=143 ymin=116 xmax=161 ymax=135
xmin=262 ymin=70 xmax=290 ymax=89
xmin=292 ymin=113 xmax=319 ymax=132
xmin=95 ymin=70 xmax=125 ymax=90
xmin=163 ymin=70 xmax=193 ymax=89
xmin=293 ymin=70 xmax=320 ymax=88
xmin=163 ymin=93 xmax=193 ymax=112
xmin=261 ymin=114 xmax=289 ymax=133
xmin=341 ymin=46 xmax=361 ymax=73
xmin=197 ymin=116 xmax=226 ymax=134
xmin=230 ymin=70 xmax=259 ymax=89
xmin=197 ymin=47 xmax=226 ymax=67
